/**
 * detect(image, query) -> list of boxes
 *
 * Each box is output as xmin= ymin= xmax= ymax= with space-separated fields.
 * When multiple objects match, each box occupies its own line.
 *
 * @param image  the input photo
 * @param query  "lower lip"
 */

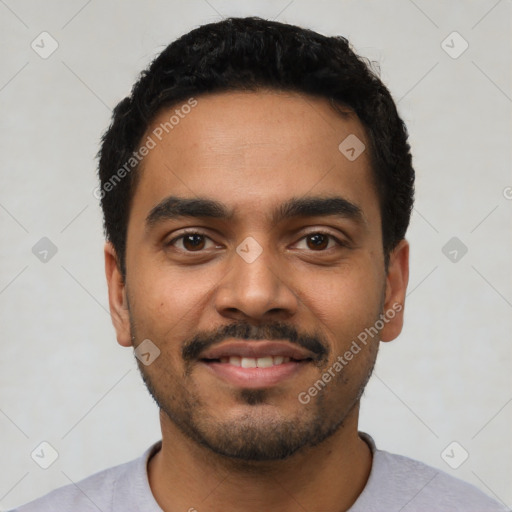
xmin=201 ymin=360 xmax=309 ymax=388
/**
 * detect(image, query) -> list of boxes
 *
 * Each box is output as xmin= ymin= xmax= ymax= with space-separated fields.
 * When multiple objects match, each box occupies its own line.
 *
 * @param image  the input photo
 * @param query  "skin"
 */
xmin=105 ymin=90 xmax=409 ymax=512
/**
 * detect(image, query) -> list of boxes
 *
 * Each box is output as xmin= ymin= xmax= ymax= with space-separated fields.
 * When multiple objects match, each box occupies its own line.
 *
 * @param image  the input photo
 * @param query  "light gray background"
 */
xmin=1 ymin=0 xmax=511 ymax=509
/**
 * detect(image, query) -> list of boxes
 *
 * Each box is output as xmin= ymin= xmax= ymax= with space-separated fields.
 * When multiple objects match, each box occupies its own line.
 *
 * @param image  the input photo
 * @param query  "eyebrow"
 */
xmin=145 ymin=195 xmax=366 ymax=229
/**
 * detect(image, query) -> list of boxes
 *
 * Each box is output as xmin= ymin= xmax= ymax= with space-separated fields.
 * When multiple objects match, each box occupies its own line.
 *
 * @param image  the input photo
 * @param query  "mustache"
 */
xmin=182 ymin=321 xmax=329 ymax=363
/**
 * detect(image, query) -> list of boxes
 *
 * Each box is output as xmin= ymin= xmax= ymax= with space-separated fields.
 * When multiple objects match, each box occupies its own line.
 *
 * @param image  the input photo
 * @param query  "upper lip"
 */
xmin=200 ymin=340 xmax=314 ymax=361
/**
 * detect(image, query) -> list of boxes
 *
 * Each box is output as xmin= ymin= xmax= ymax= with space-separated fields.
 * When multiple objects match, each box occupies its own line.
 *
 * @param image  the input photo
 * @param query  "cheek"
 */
xmin=298 ymin=257 xmax=383 ymax=344
xmin=128 ymin=264 xmax=223 ymax=340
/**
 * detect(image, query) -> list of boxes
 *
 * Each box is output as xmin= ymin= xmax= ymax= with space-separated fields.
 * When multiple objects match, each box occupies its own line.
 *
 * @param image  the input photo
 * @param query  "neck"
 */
xmin=148 ymin=403 xmax=372 ymax=512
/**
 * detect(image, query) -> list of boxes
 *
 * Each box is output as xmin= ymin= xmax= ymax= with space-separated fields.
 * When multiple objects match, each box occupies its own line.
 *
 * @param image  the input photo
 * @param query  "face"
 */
xmin=105 ymin=90 xmax=409 ymax=461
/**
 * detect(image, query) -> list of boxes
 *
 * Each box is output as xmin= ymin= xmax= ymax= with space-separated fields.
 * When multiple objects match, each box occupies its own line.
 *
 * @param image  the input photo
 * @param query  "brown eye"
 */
xmin=306 ymin=233 xmax=330 ymax=250
xmin=167 ymin=232 xmax=217 ymax=252
xmin=294 ymin=232 xmax=344 ymax=252
xmin=182 ymin=234 xmax=206 ymax=251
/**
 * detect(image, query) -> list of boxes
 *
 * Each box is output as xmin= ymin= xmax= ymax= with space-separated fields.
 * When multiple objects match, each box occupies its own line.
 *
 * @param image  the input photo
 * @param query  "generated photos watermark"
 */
xmin=93 ymin=97 xmax=198 ymax=200
xmin=298 ymin=302 xmax=403 ymax=404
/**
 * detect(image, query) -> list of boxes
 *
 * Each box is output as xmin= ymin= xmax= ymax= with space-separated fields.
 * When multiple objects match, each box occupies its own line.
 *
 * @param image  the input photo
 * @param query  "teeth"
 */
xmin=256 ymin=356 xmax=274 ymax=368
xmin=241 ymin=357 xmax=257 ymax=368
xmin=220 ymin=356 xmax=293 ymax=367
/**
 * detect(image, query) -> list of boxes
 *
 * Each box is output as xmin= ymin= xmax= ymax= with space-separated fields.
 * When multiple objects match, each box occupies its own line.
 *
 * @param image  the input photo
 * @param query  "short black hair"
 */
xmin=98 ymin=16 xmax=414 ymax=277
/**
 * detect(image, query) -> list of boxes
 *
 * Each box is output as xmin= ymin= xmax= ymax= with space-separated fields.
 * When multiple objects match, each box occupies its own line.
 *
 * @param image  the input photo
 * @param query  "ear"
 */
xmin=104 ymin=242 xmax=132 ymax=347
xmin=380 ymin=239 xmax=409 ymax=342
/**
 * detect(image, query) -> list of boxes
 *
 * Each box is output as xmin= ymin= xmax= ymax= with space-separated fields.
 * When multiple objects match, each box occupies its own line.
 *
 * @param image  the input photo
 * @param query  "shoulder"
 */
xmin=352 ymin=446 xmax=509 ymax=512
xmin=10 ymin=442 xmax=161 ymax=512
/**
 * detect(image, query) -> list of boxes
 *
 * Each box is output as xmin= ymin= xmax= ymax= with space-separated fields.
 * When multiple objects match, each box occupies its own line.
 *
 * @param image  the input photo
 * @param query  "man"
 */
xmin=13 ymin=16 xmax=507 ymax=512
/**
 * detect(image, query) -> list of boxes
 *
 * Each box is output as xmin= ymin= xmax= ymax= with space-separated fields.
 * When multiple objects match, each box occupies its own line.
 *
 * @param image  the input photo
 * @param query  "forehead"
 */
xmin=131 ymin=90 xmax=379 ymax=228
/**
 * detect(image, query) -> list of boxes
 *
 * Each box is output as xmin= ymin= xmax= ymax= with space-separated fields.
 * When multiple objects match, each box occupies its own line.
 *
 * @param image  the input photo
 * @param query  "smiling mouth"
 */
xmin=197 ymin=339 xmax=317 ymax=388
xmin=200 ymin=356 xmax=313 ymax=389
xmin=202 ymin=355 xmax=312 ymax=367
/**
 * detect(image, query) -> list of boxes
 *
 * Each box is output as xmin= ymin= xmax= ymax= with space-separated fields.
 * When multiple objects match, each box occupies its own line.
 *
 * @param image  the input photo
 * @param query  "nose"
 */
xmin=213 ymin=241 xmax=299 ymax=322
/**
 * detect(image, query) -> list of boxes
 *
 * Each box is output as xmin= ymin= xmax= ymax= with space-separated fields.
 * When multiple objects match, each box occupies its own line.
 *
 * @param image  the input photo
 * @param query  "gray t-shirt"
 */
xmin=11 ymin=432 xmax=509 ymax=512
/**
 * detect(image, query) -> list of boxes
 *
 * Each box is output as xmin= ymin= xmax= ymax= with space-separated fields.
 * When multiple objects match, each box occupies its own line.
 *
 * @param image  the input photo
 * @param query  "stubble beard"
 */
xmin=134 ymin=332 xmax=379 ymax=463
xmin=128 ymin=288 xmax=384 ymax=463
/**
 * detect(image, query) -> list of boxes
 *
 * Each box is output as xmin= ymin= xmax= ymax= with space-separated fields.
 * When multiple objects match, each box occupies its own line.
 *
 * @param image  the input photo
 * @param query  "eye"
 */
xmin=295 ymin=232 xmax=344 ymax=251
xmin=167 ymin=231 xmax=218 ymax=252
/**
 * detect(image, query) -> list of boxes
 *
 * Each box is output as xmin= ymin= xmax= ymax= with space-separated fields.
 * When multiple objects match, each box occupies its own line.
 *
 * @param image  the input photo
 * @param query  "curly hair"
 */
xmin=98 ymin=16 xmax=414 ymax=277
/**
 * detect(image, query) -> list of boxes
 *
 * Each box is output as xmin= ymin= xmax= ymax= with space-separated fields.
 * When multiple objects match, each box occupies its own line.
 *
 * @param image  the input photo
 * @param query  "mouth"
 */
xmin=203 ymin=355 xmax=309 ymax=367
xmin=199 ymin=341 xmax=315 ymax=388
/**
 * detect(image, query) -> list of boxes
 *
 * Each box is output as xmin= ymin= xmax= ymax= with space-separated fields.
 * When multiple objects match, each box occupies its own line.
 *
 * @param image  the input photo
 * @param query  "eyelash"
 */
xmin=166 ymin=229 xmax=347 ymax=252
